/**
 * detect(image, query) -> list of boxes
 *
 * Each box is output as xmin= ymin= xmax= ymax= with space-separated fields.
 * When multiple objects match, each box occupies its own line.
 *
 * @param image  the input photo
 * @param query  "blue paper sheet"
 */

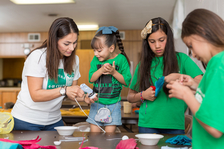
xmin=0 ymin=141 xmax=23 ymax=149
xmin=165 ymin=135 xmax=192 ymax=146
xmin=155 ymin=76 xmax=165 ymax=97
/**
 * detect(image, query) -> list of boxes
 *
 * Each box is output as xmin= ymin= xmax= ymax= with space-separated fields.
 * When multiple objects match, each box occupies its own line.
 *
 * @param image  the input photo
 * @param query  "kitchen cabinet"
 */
xmin=0 ymin=88 xmax=20 ymax=108
xmin=3 ymin=58 xmax=25 ymax=79
xmin=76 ymin=49 xmax=94 ymax=88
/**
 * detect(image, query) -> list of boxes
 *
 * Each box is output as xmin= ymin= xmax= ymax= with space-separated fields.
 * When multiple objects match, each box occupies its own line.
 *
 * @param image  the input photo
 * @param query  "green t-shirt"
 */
xmin=89 ymin=54 xmax=132 ymax=105
xmin=129 ymin=52 xmax=203 ymax=129
xmin=193 ymin=51 xmax=224 ymax=149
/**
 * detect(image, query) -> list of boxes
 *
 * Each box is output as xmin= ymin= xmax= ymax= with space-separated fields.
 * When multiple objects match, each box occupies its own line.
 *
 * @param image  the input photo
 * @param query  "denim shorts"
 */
xmin=86 ymin=101 xmax=122 ymax=126
xmin=13 ymin=117 xmax=64 ymax=131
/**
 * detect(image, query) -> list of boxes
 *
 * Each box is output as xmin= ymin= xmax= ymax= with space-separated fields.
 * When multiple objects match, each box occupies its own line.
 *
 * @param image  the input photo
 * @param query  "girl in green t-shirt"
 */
xmin=167 ymin=9 xmax=224 ymax=149
xmin=127 ymin=17 xmax=203 ymax=134
xmin=87 ymin=26 xmax=132 ymax=133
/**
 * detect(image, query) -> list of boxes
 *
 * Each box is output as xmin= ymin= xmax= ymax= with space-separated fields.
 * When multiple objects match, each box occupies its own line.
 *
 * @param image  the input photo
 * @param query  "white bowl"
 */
xmin=54 ymin=126 xmax=78 ymax=135
xmin=135 ymin=134 xmax=164 ymax=146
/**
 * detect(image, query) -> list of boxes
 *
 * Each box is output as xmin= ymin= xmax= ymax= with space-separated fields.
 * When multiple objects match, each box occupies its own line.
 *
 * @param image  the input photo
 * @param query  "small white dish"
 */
xmin=135 ymin=134 xmax=164 ymax=146
xmin=54 ymin=141 xmax=61 ymax=145
xmin=54 ymin=126 xmax=78 ymax=136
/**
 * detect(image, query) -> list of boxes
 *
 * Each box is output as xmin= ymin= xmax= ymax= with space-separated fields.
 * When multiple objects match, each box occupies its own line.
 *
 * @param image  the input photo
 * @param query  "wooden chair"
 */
xmin=185 ymin=115 xmax=193 ymax=135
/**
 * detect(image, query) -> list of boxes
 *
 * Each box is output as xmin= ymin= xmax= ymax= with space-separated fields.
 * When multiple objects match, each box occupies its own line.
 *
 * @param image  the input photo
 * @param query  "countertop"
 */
xmin=0 ymin=87 xmax=21 ymax=91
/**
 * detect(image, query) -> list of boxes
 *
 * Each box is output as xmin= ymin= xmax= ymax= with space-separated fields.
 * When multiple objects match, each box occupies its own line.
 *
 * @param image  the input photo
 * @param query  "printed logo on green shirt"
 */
xmin=47 ymin=69 xmax=74 ymax=89
xmin=195 ymin=88 xmax=204 ymax=104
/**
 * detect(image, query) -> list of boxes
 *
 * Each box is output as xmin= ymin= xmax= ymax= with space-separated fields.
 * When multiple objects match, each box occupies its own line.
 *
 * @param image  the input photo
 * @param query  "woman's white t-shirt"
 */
xmin=11 ymin=48 xmax=81 ymax=125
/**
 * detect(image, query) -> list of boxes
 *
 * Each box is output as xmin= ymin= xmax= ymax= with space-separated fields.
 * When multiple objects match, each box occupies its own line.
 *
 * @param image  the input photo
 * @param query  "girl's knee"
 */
xmin=105 ymin=125 xmax=116 ymax=133
xmin=90 ymin=124 xmax=101 ymax=132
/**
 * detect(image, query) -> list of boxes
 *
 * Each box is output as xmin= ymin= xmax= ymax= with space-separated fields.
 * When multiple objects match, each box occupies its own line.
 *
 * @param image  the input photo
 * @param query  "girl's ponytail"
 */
xmin=115 ymin=31 xmax=130 ymax=66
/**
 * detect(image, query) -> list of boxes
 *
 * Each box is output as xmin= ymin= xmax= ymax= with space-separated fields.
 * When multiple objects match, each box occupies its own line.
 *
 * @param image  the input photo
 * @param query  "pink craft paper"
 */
xmin=79 ymin=147 xmax=99 ymax=149
xmin=0 ymin=136 xmax=56 ymax=149
xmin=116 ymin=138 xmax=139 ymax=149
xmin=79 ymin=136 xmax=100 ymax=149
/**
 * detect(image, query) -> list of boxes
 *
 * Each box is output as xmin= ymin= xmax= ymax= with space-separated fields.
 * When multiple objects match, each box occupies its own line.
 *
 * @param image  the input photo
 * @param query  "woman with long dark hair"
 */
xmin=11 ymin=17 xmax=97 ymax=131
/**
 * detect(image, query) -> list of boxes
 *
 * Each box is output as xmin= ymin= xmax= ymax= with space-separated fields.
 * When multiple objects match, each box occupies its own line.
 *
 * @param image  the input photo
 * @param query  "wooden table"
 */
xmin=0 ymin=131 xmax=191 ymax=149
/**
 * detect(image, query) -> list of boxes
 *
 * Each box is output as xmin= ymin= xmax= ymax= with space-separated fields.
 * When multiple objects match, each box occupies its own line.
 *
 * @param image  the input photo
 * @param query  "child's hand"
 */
xmin=102 ymin=61 xmax=116 ymax=75
xmin=179 ymin=75 xmax=198 ymax=90
xmin=99 ymin=64 xmax=108 ymax=74
xmin=165 ymin=73 xmax=180 ymax=83
xmin=142 ymin=86 xmax=156 ymax=101
xmin=84 ymin=94 xmax=98 ymax=104
xmin=166 ymin=80 xmax=192 ymax=100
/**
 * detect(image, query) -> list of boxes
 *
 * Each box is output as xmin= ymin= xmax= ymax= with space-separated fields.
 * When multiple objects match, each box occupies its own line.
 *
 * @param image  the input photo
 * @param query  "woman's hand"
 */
xmin=142 ymin=86 xmax=156 ymax=101
xmin=179 ymin=74 xmax=198 ymax=90
xmin=66 ymin=85 xmax=84 ymax=99
xmin=166 ymin=80 xmax=192 ymax=100
xmin=84 ymin=94 xmax=98 ymax=104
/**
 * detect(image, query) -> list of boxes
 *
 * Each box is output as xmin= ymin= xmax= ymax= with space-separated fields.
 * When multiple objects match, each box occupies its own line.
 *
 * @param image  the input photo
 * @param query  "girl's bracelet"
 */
xmin=140 ymin=91 xmax=144 ymax=103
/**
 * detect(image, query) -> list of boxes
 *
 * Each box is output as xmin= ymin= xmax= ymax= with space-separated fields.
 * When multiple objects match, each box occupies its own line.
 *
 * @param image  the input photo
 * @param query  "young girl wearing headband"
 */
xmin=127 ymin=17 xmax=203 ymax=134
xmin=86 ymin=26 xmax=132 ymax=133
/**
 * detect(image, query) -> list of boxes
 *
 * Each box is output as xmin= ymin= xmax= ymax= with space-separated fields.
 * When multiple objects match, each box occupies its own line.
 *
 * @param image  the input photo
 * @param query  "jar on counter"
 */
xmin=7 ymin=80 xmax=14 ymax=87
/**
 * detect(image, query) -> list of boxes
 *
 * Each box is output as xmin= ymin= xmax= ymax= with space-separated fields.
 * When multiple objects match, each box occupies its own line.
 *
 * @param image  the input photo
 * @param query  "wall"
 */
xmin=0 ymin=32 xmax=48 ymax=57
xmin=174 ymin=0 xmax=224 ymax=73
xmin=0 ymin=32 xmax=48 ymax=80
xmin=185 ymin=0 xmax=224 ymax=18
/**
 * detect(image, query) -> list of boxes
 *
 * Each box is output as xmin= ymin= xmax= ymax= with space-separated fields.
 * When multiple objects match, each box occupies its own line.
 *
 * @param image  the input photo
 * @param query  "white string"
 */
xmin=73 ymin=98 xmax=106 ymax=133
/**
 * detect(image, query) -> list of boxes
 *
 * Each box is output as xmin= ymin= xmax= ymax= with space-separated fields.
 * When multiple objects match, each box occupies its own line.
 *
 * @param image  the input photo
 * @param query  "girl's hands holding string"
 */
xmin=179 ymin=74 xmax=198 ymax=91
xmin=165 ymin=73 xmax=181 ymax=83
xmin=166 ymin=80 xmax=192 ymax=100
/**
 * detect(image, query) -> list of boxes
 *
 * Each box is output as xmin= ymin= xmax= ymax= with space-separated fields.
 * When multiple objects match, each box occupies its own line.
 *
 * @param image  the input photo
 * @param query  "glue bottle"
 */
xmin=80 ymin=83 xmax=97 ymax=99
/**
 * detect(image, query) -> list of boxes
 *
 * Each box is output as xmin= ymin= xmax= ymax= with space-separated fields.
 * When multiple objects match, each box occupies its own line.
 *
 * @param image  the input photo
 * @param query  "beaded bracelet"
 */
xmin=140 ymin=91 xmax=144 ymax=103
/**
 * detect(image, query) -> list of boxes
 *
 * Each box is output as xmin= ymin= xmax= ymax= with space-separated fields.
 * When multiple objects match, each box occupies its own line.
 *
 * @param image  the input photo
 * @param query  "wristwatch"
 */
xmin=60 ymin=86 xmax=66 ymax=96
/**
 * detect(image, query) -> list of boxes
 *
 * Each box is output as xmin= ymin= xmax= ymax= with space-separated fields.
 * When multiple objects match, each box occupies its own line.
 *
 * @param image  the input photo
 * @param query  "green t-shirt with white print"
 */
xmin=193 ymin=51 xmax=224 ymax=149
xmin=129 ymin=52 xmax=203 ymax=130
xmin=89 ymin=54 xmax=132 ymax=105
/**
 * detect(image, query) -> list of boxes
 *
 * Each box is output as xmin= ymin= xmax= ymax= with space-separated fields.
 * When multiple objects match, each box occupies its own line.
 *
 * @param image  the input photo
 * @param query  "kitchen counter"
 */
xmin=0 ymin=87 xmax=21 ymax=108
xmin=0 ymin=87 xmax=21 ymax=91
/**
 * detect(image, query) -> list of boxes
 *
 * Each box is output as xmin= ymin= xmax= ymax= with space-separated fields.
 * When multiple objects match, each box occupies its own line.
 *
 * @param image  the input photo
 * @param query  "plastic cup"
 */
xmin=123 ymin=102 xmax=132 ymax=114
